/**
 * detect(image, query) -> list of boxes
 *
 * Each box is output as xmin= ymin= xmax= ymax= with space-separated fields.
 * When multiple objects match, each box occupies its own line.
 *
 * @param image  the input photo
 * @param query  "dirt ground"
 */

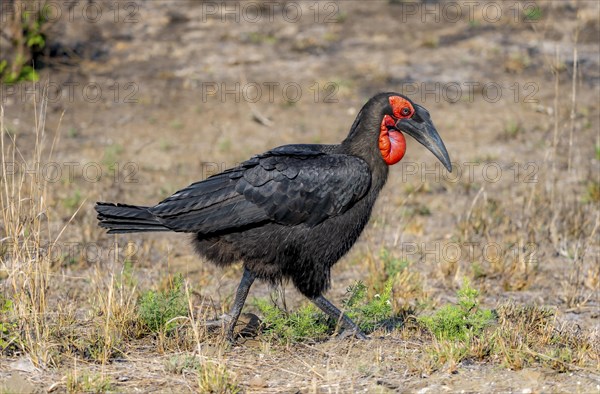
xmin=1 ymin=0 xmax=599 ymax=392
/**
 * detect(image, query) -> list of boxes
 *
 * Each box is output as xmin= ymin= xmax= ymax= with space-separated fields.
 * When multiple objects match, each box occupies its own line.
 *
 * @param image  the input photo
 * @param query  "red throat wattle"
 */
xmin=379 ymin=114 xmax=406 ymax=165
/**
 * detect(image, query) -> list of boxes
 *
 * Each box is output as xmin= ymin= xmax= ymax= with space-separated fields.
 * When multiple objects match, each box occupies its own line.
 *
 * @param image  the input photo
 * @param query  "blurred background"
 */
xmin=0 ymin=0 xmax=599 ymax=392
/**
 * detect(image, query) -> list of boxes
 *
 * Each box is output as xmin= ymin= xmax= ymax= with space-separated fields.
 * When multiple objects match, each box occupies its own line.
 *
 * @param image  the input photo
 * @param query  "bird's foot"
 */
xmin=204 ymin=314 xmax=232 ymax=332
xmin=233 ymin=312 xmax=261 ymax=340
xmin=337 ymin=327 xmax=369 ymax=340
xmin=205 ymin=313 xmax=261 ymax=343
xmin=203 ymin=314 xmax=241 ymax=344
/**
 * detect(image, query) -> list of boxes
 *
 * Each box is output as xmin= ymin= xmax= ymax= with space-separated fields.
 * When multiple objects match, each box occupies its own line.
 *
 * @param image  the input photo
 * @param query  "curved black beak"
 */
xmin=396 ymin=104 xmax=452 ymax=172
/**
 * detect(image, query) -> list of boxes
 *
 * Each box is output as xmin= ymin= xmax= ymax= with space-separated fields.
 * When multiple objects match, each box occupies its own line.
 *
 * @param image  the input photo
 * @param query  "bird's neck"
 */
xmin=340 ymin=139 xmax=389 ymax=191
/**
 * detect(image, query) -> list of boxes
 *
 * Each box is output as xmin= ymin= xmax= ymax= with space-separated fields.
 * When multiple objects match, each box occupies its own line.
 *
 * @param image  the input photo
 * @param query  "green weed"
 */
xmin=170 ymin=119 xmax=184 ymax=130
xmin=117 ymin=258 xmax=136 ymax=289
xmin=63 ymin=189 xmax=82 ymax=210
xmin=418 ymin=280 xmax=496 ymax=341
xmin=137 ymin=274 xmax=188 ymax=333
xmin=380 ymin=249 xmax=409 ymax=280
xmin=255 ymin=299 xmax=330 ymax=342
xmin=246 ymin=32 xmax=277 ymax=45
xmin=583 ymin=180 xmax=600 ymax=203
xmin=523 ymin=5 xmax=542 ymax=21
xmin=256 ymin=279 xmax=401 ymax=342
xmin=0 ymin=296 xmax=20 ymax=354
xmin=344 ymin=280 xmax=397 ymax=332
xmin=1 ymin=1 xmax=52 ymax=83
xmin=102 ymin=144 xmax=124 ymax=173
xmin=66 ymin=371 xmax=112 ymax=393
xmin=369 ymin=249 xmax=425 ymax=311
xmin=67 ymin=127 xmax=79 ymax=138
xmin=503 ymin=120 xmax=522 ymax=139
xmin=165 ymin=354 xmax=202 ymax=374
xmin=197 ymin=361 xmax=241 ymax=394
xmin=164 ymin=355 xmax=240 ymax=392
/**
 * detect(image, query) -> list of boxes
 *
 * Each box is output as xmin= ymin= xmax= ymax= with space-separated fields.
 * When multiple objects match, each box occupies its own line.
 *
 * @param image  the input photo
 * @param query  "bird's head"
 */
xmin=346 ymin=93 xmax=451 ymax=172
xmin=379 ymin=93 xmax=451 ymax=171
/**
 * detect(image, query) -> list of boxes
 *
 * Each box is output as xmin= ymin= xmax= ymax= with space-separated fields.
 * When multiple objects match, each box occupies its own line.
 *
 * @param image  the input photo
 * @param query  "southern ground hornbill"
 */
xmin=96 ymin=92 xmax=451 ymax=340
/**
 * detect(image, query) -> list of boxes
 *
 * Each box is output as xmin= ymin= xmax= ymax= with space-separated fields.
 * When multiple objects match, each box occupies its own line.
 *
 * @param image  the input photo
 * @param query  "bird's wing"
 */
xmin=148 ymin=147 xmax=372 ymax=234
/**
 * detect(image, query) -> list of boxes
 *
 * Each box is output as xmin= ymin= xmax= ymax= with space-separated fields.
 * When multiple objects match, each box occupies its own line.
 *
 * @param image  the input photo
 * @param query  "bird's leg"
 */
xmin=311 ymin=295 xmax=368 ymax=340
xmin=225 ymin=267 xmax=256 ymax=341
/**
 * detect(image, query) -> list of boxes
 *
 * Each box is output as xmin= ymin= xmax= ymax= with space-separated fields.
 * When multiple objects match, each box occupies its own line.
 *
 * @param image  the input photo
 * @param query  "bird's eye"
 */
xmin=401 ymin=107 xmax=411 ymax=116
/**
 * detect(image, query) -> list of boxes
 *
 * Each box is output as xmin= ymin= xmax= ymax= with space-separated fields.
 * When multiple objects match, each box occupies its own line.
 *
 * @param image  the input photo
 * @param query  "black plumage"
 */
xmin=96 ymin=92 xmax=451 ymax=340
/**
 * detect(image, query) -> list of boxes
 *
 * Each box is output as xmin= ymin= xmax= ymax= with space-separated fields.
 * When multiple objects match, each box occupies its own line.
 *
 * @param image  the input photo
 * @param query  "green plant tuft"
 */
xmin=583 ymin=180 xmax=600 ymax=203
xmin=1 ymin=1 xmax=52 ymax=83
xmin=344 ymin=280 xmax=397 ymax=332
xmin=418 ymin=280 xmax=496 ymax=341
xmin=197 ymin=361 xmax=241 ymax=393
xmin=63 ymin=189 xmax=83 ymax=210
xmin=255 ymin=299 xmax=330 ymax=342
xmin=523 ymin=5 xmax=542 ymax=21
xmin=0 ymin=296 xmax=20 ymax=353
xmin=137 ymin=274 xmax=188 ymax=333
xmin=66 ymin=371 xmax=112 ymax=393
xmin=165 ymin=354 xmax=202 ymax=375
xmin=255 ymin=278 xmax=402 ymax=342
xmin=381 ymin=249 xmax=409 ymax=280
xmin=102 ymin=144 xmax=124 ymax=173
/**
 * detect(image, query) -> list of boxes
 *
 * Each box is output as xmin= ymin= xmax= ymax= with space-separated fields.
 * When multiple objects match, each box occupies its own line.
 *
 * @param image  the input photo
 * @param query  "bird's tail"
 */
xmin=95 ymin=202 xmax=169 ymax=233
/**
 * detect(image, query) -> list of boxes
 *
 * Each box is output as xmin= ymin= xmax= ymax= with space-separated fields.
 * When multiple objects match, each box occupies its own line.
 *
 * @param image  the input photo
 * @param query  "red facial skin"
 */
xmin=379 ymin=115 xmax=406 ymax=165
xmin=379 ymin=96 xmax=414 ymax=165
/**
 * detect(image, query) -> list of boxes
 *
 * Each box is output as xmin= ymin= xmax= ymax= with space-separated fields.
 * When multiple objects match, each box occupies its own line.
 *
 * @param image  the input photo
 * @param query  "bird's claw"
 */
xmin=204 ymin=314 xmax=232 ymax=331
xmin=205 ymin=312 xmax=261 ymax=343
xmin=204 ymin=315 xmax=238 ymax=343
xmin=338 ymin=327 xmax=369 ymax=340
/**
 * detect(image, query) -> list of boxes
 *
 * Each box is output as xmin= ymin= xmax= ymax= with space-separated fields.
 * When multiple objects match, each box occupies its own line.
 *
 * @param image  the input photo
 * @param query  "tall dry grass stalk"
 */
xmin=529 ymin=14 xmax=598 ymax=307
xmin=567 ymin=34 xmax=578 ymax=173
xmin=0 ymin=85 xmax=76 ymax=365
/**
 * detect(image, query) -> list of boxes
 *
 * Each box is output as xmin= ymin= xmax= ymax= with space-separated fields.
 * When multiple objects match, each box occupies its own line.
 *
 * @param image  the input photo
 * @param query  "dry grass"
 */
xmin=0 ymin=88 xmax=65 ymax=366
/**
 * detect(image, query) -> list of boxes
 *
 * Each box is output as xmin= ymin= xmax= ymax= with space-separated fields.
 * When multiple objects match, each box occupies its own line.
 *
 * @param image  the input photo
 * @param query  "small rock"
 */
xmin=1 ymin=373 xmax=35 ymax=393
xmin=9 ymin=357 xmax=37 ymax=374
xmin=248 ymin=375 xmax=267 ymax=388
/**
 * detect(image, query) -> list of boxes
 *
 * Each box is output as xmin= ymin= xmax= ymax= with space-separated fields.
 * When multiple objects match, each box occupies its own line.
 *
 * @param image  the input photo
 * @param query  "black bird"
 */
xmin=95 ymin=93 xmax=451 ymax=340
